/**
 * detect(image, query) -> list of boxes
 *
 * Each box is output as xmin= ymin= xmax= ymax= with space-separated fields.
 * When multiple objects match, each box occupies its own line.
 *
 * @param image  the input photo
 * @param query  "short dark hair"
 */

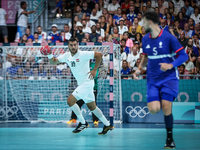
xmin=37 ymin=26 xmax=42 ymax=28
xmin=121 ymin=39 xmax=126 ymax=43
xmin=69 ymin=37 xmax=78 ymax=43
xmin=193 ymin=34 xmax=199 ymax=38
xmin=142 ymin=11 xmax=159 ymax=24
xmin=179 ymin=64 xmax=185 ymax=68
xmin=20 ymin=1 xmax=26 ymax=8
xmin=34 ymin=32 xmax=38 ymax=35
xmin=188 ymin=45 xmax=193 ymax=48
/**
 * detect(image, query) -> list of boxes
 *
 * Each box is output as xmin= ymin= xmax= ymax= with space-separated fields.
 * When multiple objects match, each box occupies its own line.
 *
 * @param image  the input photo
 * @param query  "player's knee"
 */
xmin=162 ymin=105 xmax=171 ymax=115
xmin=149 ymin=107 xmax=160 ymax=115
xmin=67 ymin=96 xmax=76 ymax=106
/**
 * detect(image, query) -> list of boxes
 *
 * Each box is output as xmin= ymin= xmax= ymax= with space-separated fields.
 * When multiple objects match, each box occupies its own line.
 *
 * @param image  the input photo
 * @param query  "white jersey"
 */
xmin=57 ymin=50 xmax=95 ymax=85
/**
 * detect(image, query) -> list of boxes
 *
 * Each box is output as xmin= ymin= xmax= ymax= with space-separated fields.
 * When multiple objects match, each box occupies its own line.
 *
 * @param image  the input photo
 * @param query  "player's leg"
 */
xmin=86 ymin=101 xmax=114 ymax=135
xmin=161 ymin=94 xmax=175 ymax=149
xmin=67 ymin=100 xmax=85 ymax=124
xmin=67 ymin=94 xmax=89 ymax=133
xmin=92 ymin=89 xmax=99 ymax=125
xmin=161 ymin=80 xmax=178 ymax=149
xmin=146 ymin=83 xmax=161 ymax=114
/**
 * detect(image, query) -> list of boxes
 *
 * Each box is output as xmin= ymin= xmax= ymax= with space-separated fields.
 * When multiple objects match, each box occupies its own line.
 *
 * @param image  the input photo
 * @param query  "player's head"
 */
xmin=68 ymin=37 xmax=78 ymax=55
xmin=142 ymin=11 xmax=159 ymax=33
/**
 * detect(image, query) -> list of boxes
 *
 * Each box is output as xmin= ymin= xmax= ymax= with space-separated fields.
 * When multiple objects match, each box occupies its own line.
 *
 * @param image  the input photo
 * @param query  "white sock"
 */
xmin=70 ymin=103 xmax=85 ymax=124
xmin=92 ymin=107 xmax=110 ymax=126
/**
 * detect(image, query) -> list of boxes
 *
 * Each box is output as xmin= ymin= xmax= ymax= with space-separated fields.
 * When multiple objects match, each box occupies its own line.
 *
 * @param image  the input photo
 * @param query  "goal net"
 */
xmin=0 ymin=43 xmax=122 ymax=123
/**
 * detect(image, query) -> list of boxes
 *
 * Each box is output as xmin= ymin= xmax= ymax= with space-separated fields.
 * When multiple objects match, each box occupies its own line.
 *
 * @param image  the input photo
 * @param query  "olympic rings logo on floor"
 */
xmin=125 ymin=106 xmax=150 ymax=118
xmin=0 ymin=106 xmax=19 ymax=118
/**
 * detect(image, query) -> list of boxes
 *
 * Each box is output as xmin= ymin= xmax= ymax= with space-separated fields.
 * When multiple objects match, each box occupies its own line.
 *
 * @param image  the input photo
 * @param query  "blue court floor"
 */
xmin=0 ymin=123 xmax=200 ymax=150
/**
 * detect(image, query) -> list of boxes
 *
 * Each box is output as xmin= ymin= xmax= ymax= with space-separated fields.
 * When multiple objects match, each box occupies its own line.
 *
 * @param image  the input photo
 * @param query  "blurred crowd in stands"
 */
xmin=0 ymin=0 xmax=200 ymax=80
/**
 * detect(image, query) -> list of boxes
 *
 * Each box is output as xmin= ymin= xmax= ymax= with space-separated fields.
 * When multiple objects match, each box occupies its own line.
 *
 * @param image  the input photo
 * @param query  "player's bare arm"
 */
xmin=133 ymin=54 xmax=148 ymax=79
xmin=88 ymin=52 xmax=103 ymax=80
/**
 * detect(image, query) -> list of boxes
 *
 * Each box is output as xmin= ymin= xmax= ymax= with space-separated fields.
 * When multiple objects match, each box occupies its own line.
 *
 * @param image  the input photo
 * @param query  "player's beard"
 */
xmin=69 ymin=48 xmax=78 ymax=55
xmin=145 ymin=27 xmax=151 ymax=33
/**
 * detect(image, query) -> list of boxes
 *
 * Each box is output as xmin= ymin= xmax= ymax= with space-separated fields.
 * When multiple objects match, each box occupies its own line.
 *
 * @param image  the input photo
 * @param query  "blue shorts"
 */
xmin=147 ymin=79 xmax=179 ymax=103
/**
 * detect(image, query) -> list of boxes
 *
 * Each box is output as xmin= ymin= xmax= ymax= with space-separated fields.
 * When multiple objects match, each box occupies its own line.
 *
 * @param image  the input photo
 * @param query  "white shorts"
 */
xmin=72 ymin=80 xmax=95 ymax=103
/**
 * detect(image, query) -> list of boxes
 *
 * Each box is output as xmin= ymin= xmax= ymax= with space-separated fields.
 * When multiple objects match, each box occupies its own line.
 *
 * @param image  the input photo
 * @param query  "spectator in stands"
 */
xmin=24 ymin=62 xmax=32 ymax=77
xmin=33 ymin=32 xmax=41 ymax=43
xmin=188 ymin=18 xmax=195 ymax=31
xmin=186 ymin=38 xmax=199 ymax=56
xmin=118 ymin=18 xmax=128 ymax=35
xmin=169 ymin=1 xmax=179 ymax=17
xmin=190 ymin=7 xmax=200 ymax=25
xmin=108 ymin=26 xmax=120 ymax=44
xmin=107 ymin=0 xmax=120 ymax=16
xmin=102 ymin=8 xmax=112 ymax=27
xmin=38 ymin=63 xmax=46 ymax=76
xmin=184 ymin=59 xmax=195 ymax=74
xmin=192 ymin=24 xmax=200 ymax=37
xmin=177 ymin=12 xmax=188 ymax=30
xmin=169 ymin=25 xmax=179 ymax=38
xmin=179 ymin=31 xmax=188 ymax=48
xmin=52 ymin=65 xmax=61 ymax=77
xmin=121 ymin=0 xmax=130 ymax=14
xmin=59 ymin=31 xmax=66 ymax=42
xmin=126 ymin=0 xmax=135 ymax=14
xmin=100 ymin=16 xmax=110 ymax=39
xmin=121 ymin=39 xmax=130 ymax=55
xmin=122 ymin=14 xmax=132 ymax=30
xmin=29 ymin=56 xmax=39 ymax=69
xmin=137 ymin=12 xmax=143 ymax=26
xmin=145 ymin=0 xmax=154 ymax=12
xmin=85 ymin=13 xmax=96 ymax=28
xmin=48 ymin=24 xmax=60 ymax=43
xmin=184 ymin=0 xmax=194 ymax=16
xmin=97 ymin=36 xmax=103 ymax=43
xmin=172 ymin=0 xmax=184 ymax=11
xmin=27 ymin=38 xmax=33 ymax=43
xmin=63 ymin=24 xmax=72 ymax=42
xmin=15 ymin=67 xmax=25 ymax=80
xmin=127 ymin=5 xmax=137 ymax=24
xmin=81 ymin=20 xmax=91 ymax=34
xmin=7 ymin=58 xmax=21 ymax=76
xmin=187 ymin=45 xmax=198 ymax=63
xmin=129 ymin=25 xmax=136 ymax=41
xmin=159 ymin=19 xmax=169 ymax=32
xmin=51 ymin=0 xmax=63 ymax=18
xmin=90 ymin=8 xmax=99 ymax=23
xmin=26 ymin=28 xmax=34 ymax=41
xmin=84 ymin=33 xmax=90 ymax=42
xmin=174 ymin=20 xmax=181 ymax=34
xmin=178 ymin=64 xmax=190 ymax=79
xmin=28 ymin=67 xmax=42 ymax=80
xmin=61 ymin=68 xmax=71 ymax=79
xmin=0 ymin=5 xmax=8 ymax=43
xmin=96 ymin=22 xmax=105 ymax=39
xmin=166 ymin=12 xmax=174 ymax=26
xmin=113 ymin=7 xmax=122 ymax=26
xmin=132 ymin=58 xmax=146 ymax=76
xmin=155 ymin=7 xmax=163 ymax=21
xmin=134 ymin=41 xmax=143 ymax=54
xmin=75 ymin=5 xmax=85 ymax=22
xmin=183 ymin=23 xmax=193 ymax=38
xmin=69 ymin=15 xmax=79 ymax=30
xmin=135 ymin=32 xmax=143 ymax=47
xmin=195 ymin=56 xmax=200 ymax=76
xmin=121 ymin=60 xmax=131 ymax=79
xmin=130 ymin=17 xmax=142 ymax=34
xmin=17 ymin=1 xmax=35 ymax=38
xmin=141 ymin=26 xmax=146 ymax=37
xmin=89 ymin=25 xmax=100 ymax=42
xmin=127 ymin=46 xmax=140 ymax=69
xmin=37 ymin=26 xmax=47 ymax=42
xmin=95 ymin=3 xmax=103 ymax=17
xmin=75 ymin=22 xmax=85 ymax=42
xmin=193 ymin=34 xmax=200 ymax=48
xmin=180 ymin=7 xmax=190 ymax=20
xmin=20 ymin=34 xmax=28 ymax=43
xmin=81 ymin=37 xmax=88 ymax=43
xmin=123 ymin=31 xmax=134 ymax=49
xmin=81 ymin=1 xmax=91 ymax=14
xmin=157 ymin=0 xmax=167 ymax=15
xmin=86 ymin=0 xmax=95 ymax=10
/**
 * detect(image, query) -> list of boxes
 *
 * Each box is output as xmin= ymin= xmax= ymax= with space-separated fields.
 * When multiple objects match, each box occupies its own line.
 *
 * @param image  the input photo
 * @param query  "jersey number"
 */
xmin=71 ymin=61 xmax=76 ymax=67
xmin=153 ymin=47 xmax=158 ymax=55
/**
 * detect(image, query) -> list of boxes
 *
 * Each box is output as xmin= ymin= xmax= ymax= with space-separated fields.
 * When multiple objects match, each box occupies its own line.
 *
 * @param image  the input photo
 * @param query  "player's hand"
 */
xmin=133 ymin=69 xmax=141 ymax=80
xmin=87 ymin=69 xmax=96 ymax=80
xmin=159 ymin=63 xmax=173 ymax=72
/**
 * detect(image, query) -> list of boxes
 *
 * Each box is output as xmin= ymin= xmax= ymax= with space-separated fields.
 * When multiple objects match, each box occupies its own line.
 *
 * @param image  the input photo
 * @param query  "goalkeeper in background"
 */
xmin=67 ymin=59 xmax=99 ymax=126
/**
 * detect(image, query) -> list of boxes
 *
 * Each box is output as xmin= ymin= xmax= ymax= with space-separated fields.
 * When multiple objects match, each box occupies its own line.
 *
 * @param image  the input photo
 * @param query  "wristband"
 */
xmin=48 ymin=54 xmax=53 ymax=59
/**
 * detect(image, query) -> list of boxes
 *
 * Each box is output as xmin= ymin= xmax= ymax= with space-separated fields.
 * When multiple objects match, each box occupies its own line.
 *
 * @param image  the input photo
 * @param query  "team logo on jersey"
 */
xmin=146 ymin=45 xmax=150 ymax=49
xmin=159 ymin=42 xmax=163 ymax=48
xmin=76 ymin=59 xmax=79 ymax=62
xmin=71 ymin=61 xmax=76 ymax=67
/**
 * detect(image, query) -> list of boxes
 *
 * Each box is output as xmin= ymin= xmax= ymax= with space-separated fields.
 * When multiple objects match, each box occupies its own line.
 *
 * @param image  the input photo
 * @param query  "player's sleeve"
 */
xmin=170 ymin=35 xmax=184 ymax=53
xmin=82 ymin=51 xmax=95 ymax=60
xmin=57 ymin=53 xmax=68 ymax=63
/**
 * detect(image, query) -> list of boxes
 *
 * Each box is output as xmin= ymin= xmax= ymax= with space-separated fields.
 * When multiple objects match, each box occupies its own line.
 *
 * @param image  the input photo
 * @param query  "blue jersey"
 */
xmin=127 ymin=13 xmax=137 ymax=23
xmin=113 ymin=15 xmax=122 ymax=25
xmin=142 ymin=29 xmax=184 ymax=84
xmin=48 ymin=32 xmax=60 ymax=43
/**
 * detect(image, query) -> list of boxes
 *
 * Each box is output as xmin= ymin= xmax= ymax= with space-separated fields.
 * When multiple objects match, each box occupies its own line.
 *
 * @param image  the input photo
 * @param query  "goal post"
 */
xmin=0 ymin=43 xmax=122 ymax=123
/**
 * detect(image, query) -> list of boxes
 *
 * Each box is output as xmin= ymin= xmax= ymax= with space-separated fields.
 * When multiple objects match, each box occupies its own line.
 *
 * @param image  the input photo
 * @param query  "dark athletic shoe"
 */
xmin=98 ymin=124 xmax=114 ymax=135
xmin=164 ymin=139 xmax=176 ymax=149
xmin=72 ymin=122 xmax=89 ymax=133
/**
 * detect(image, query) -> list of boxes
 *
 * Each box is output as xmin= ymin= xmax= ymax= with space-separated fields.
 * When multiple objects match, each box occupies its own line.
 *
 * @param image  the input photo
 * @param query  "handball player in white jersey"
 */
xmin=45 ymin=37 xmax=114 ymax=134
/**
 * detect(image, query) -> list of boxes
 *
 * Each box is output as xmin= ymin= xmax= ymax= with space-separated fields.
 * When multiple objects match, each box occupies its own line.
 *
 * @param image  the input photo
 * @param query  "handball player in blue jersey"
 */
xmin=133 ymin=11 xmax=188 ymax=149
